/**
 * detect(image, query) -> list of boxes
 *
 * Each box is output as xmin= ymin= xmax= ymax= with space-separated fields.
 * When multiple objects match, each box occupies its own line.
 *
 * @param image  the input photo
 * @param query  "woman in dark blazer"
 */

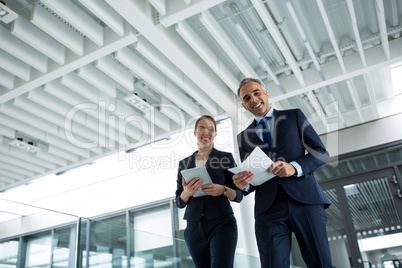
xmin=175 ymin=115 xmax=243 ymax=268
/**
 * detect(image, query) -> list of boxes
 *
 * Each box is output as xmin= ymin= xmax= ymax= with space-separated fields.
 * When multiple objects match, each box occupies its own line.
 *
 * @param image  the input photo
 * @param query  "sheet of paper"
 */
xmin=180 ymin=166 xmax=213 ymax=197
xmin=229 ymin=147 xmax=275 ymax=186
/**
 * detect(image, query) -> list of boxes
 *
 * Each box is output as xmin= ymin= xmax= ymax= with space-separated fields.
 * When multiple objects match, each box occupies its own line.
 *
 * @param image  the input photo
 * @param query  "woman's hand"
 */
xmin=201 ymin=183 xmax=225 ymax=196
xmin=180 ymin=177 xmax=202 ymax=204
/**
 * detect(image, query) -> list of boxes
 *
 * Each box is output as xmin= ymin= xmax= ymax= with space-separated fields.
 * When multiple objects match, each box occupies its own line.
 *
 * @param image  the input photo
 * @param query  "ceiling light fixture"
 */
xmin=9 ymin=137 xmax=40 ymax=153
xmin=124 ymin=93 xmax=153 ymax=112
xmin=0 ymin=1 xmax=19 ymax=24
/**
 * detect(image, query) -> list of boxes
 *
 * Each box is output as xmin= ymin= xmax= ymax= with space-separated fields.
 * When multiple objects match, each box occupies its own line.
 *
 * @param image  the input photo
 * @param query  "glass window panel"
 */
xmin=131 ymin=204 xmax=171 ymax=238
xmin=173 ymin=202 xmax=186 ymax=240
xmin=0 ymin=239 xmax=19 ymax=267
xmin=25 ymin=231 xmax=52 ymax=268
xmin=52 ymin=226 xmax=77 ymax=268
xmin=97 ymin=214 xmax=127 ymax=228
xmin=290 ymin=188 xmax=353 ymax=268
xmin=344 ymin=177 xmax=402 ymax=267
xmin=129 ymin=204 xmax=185 ymax=267
xmin=316 ymin=143 xmax=402 ymax=181
xmin=79 ymin=219 xmax=128 ymax=268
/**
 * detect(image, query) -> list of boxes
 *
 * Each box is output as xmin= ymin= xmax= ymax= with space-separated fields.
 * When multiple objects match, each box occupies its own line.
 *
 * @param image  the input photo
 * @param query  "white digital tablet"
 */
xmin=180 ymin=166 xmax=213 ymax=198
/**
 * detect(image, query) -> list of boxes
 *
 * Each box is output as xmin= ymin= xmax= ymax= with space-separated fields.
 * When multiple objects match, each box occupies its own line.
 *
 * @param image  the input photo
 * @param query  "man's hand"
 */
xmin=233 ymin=171 xmax=254 ymax=190
xmin=268 ymin=161 xmax=296 ymax=177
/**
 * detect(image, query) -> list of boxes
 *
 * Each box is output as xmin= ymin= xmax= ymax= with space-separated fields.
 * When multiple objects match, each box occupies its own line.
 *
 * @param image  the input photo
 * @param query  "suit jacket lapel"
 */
xmin=244 ymin=121 xmax=271 ymax=157
xmin=246 ymin=112 xmax=286 ymax=158
xmin=182 ymin=152 xmax=196 ymax=169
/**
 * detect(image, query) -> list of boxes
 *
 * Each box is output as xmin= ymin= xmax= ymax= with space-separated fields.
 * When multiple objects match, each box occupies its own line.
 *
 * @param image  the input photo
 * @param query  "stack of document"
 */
xmin=229 ymin=147 xmax=275 ymax=186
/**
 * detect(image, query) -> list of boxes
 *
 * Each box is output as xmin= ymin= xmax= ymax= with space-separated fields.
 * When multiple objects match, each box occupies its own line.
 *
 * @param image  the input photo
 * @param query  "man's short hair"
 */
xmin=237 ymin=77 xmax=265 ymax=97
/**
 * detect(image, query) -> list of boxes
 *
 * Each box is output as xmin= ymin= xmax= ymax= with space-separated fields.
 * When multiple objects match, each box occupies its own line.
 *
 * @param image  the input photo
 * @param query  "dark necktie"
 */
xmin=259 ymin=117 xmax=272 ymax=150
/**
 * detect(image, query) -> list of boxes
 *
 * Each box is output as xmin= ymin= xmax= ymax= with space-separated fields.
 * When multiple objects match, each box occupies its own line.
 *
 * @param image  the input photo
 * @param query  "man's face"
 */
xmin=239 ymin=82 xmax=271 ymax=117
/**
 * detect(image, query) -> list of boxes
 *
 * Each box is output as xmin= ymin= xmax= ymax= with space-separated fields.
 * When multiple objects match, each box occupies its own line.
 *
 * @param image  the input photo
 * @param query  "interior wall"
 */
xmin=321 ymin=113 xmax=402 ymax=157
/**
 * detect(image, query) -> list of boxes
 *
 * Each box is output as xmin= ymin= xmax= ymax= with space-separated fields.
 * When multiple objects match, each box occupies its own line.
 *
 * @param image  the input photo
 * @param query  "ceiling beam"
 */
xmin=199 ymin=9 xmax=258 ymax=79
xmin=78 ymin=0 xmax=125 ymax=37
xmin=115 ymin=47 xmax=200 ymax=117
xmin=158 ymin=0 xmax=225 ymax=27
xmin=27 ymin=85 xmax=116 ymax=145
xmin=12 ymin=17 xmax=65 ymax=65
xmin=268 ymin=38 xmax=402 ymax=103
xmin=0 ymin=49 xmax=30 ymax=81
xmin=250 ymin=0 xmax=305 ymax=87
xmin=346 ymin=0 xmax=367 ymax=67
xmin=0 ymin=24 xmax=137 ymax=104
xmin=135 ymin=36 xmax=218 ymax=116
xmin=61 ymin=71 xmax=159 ymax=136
xmin=106 ymin=0 xmax=237 ymax=115
xmin=147 ymin=0 xmax=166 ymax=16
xmin=0 ymin=155 xmax=36 ymax=177
xmin=31 ymin=2 xmax=84 ymax=56
xmin=0 ymin=25 xmax=48 ymax=73
xmin=316 ymin=0 xmax=346 ymax=74
xmin=0 ymin=168 xmax=25 ymax=181
xmin=175 ymin=20 xmax=238 ymax=93
xmin=375 ymin=0 xmax=390 ymax=60
xmin=0 ymin=141 xmax=55 ymax=170
xmin=96 ymin=56 xmax=134 ymax=92
xmin=0 ymin=68 xmax=14 ymax=89
xmin=345 ymin=80 xmax=364 ymax=123
xmin=0 ymin=112 xmax=90 ymax=159
xmin=78 ymin=64 xmax=116 ymax=98
xmin=285 ymin=0 xmax=324 ymax=80
xmin=13 ymin=96 xmax=119 ymax=152
xmin=40 ymin=0 xmax=104 ymax=46
xmin=0 ymin=152 xmax=43 ymax=174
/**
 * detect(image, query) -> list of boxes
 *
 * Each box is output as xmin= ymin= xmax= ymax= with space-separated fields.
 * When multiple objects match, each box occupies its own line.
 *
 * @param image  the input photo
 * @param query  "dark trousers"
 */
xmin=184 ymin=214 xmax=237 ymax=268
xmin=255 ymin=185 xmax=335 ymax=268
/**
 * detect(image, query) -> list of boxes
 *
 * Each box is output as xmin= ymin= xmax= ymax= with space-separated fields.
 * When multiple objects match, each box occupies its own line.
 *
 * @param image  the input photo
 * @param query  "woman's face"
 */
xmin=194 ymin=119 xmax=216 ymax=148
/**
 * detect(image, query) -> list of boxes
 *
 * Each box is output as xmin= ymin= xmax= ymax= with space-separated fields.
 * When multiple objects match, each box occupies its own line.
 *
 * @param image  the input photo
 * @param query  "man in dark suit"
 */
xmin=233 ymin=78 xmax=335 ymax=268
